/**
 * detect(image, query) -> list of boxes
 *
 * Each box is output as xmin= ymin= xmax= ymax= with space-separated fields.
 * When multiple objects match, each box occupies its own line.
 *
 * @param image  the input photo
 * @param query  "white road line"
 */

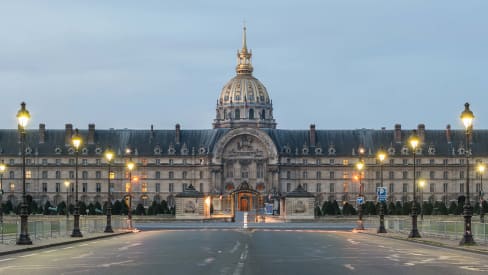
xmin=0 ymin=258 xmax=15 ymax=262
xmin=344 ymin=264 xmax=355 ymax=270
xmin=78 ymin=244 xmax=88 ymax=247
xmin=230 ymin=241 xmax=240 ymax=254
xmin=43 ymin=249 xmax=57 ymax=254
xmin=62 ymin=246 xmax=74 ymax=250
xmin=233 ymin=244 xmax=249 ymax=275
xmin=20 ymin=253 xmax=38 ymax=258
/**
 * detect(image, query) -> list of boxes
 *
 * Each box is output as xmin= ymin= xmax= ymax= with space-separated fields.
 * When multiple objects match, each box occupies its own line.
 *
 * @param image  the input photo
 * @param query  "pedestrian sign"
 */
xmin=377 ymin=187 xmax=387 ymax=202
xmin=356 ymin=196 xmax=364 ymax=205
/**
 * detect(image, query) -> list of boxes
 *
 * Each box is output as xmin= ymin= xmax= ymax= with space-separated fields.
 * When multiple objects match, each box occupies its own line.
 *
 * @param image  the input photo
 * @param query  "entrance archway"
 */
xmin=240 ymin=196 xmax=249 ymax=211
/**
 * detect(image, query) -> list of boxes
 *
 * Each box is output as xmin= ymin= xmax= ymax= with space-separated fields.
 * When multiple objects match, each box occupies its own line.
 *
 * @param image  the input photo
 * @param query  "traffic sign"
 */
xmin=377 ymin=187 xmax=387 ymax=202
xmin=356 ymin=196 xmax=364 ymax=205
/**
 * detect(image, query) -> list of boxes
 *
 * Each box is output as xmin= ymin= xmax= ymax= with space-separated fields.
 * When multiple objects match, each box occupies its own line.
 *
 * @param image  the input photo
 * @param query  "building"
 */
xmin=0 ymin=28 xmax=485 ymax=216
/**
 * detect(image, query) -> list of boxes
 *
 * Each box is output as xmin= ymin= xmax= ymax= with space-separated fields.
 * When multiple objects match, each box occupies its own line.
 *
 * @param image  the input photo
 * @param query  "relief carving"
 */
xmin=184 ymin=200 xmax=196 ymax=213
xmin=295 ymin=200 xmax=306 ymax=213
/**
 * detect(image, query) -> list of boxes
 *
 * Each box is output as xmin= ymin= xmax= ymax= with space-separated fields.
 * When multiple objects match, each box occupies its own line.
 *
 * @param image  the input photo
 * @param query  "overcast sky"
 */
xmin=1 ymin=0 xmax=487 ymax=132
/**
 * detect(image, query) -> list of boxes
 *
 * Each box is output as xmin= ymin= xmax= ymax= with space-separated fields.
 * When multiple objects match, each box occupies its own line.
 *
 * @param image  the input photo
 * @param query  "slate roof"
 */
xmin=0 ymin=127 xmax=485 ymax=158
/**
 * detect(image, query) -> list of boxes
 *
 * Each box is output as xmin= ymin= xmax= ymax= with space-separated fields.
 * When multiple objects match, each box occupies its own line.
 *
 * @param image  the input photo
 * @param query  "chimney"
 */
xmin=39 ymin=124 xmax=46 ymax=144
xmin=150 ymin=124 xmax=154 ymax=143
xmin=65 ymin=124 xmax=73 ymax=145
xmin=88 ymin=124 xmax=95 ymax=145
xmin=175 ymin=124 xmax=181 ymax=145
xmin=446 ymin=124 xmax=452 ymax=143
xmin=309 ymin=124 xmax=316 ymax=147
xmin=394 ymin=124 xmax=402 ymax=143
xmin=418 ymin=124 xmax=425 ymax=142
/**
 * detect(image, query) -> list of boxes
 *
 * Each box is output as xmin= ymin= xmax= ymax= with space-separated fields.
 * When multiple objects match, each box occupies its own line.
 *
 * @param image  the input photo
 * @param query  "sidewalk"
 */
xmin=0 ymin=230 xmax=132 ymax=256
xmin=359 ymin=228 xmax=488 ymax=255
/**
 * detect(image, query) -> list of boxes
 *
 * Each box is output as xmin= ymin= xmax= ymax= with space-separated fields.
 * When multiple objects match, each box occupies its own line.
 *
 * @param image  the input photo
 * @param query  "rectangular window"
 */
xmin=125 ymin=182 xmax=130 ymax=192
xmin=56 ymin=182 xmax=60 ymax=193
xmin=303 ymin=159 xmax=307 ymax=164
xmin=155 ymin=183 xmax=161 ymax=193
xmin=96 ymin=171 xmax=101 ymax=179
xmin=316 ymin=183 xmax=321 ymax=192
xmin=155 ymin=171 xmax=161 ymax=179
xmin=389 ymin=183 xmax=394 ymax=193
xmin=316 ymin=159 xmax=321 ymax=165
xmin=343 ymin=159 xmax=349 ymax=165
xmin=169 ymin=171 xmax=174 ymax=179
xmin=169 ymin=183 xmax=174 ymax=192
xmin=460 ymin=159 xmax=465 ymax=165
xmin=200 ymin=183 xmax=204 ymax=192
xmin=443 ymin=183 xmax=448 ymax=193
xmin=460 ymin=171 xmax=465 ymax=179
xmin=316 ymin=171 xmax=321 ymax=179
xmin=141 ymin=183 xmax=148 ymax=192
xmin=430 ymin=159 xmax=435 ymax=164
xmin=389 ymin=171 xmax=395 ymax=180
xmin=182 ymin=171 xmax=187 ymax=179
xmin=9 ymin=171 xmax=14 ymax=179
xmin=200 ymin=171 xmax=204 ymax=179
xmin=286 ymin=183 xmax=291 ymax=192
xmin=169 ymin=159 xmax=174 ymax=165
xmin=42 ymin=159 xmax=48 ymax=165
xmin=82 ymin=182 xmax=88 ymax=192
xmin=42 ymin=182 xmax=48 ymax=193
xmin=329 ymin=171 xmax=334 ymax=179
xmin=430 ymin=171 xmax=435 ymax=179
xmin=109 ymin=172 xmax=115 ymax=180
xmin=26 ymin=159 xmax=32 ymax=165
xmin=329 ymin=159 xmax=335 ymax=164
xmin=443 ymin=171 xmax=449 ymax=180
xmin=96 ymin=159 xmax=101 ymax=165
xmin=443 ymin=159 xmax=448 ymax=165
xmin=303 ymin=183 xmax=308 ymax=191
xmin=343 ymin=172 xmax=348 ymax=179
xmin=460 ymin=183 xmax=464 ymax=193
xmin=286 ymin=171 xmax=291 ymax=179
xmin=82 ymin=171 xmax=88 ymax=179
xmin=56 ymin=159 xmax=61 ymax=165
xmin=156 ymin=159 xmax=161 ymax=165
xmin=376 ymin=171 xmax=380 ymax=180
xmin=183 ymin=159 xmax=187 ymax=165
xmin=476 ymin=183 xmax=481 ymax=193
xmin=403 ymin=183 xmax=408 ymax=193
xmin=42 ymin=171 xmax=48 ymax=179
xmin=182 ymin=183 xmax=188 ymax=192
xmin=415 ymin=159 xmax=421 ymax=165
xmin=26 ymin=170 xmax=32 ymax=179
xmin=330 ymin=183 xmax=335 ymax=193
xmin=302 ymin=171 xmax=308 ymax=179
xmin=96 ymin=183 xmax=101 ymax=193
xmin=416 ymin=171 xmax=421 ymax=178
xmin=430 ymin=183 xmax=435 ymax=193
xmin=10 ymin=182 xmax=15 ymax=192
xmin=389 ymin=159 xmax=395 ymax=165
xmin=402 ymin=171 xmax=408 ymax=179
xmin=69 ymin=171 xmax=74 ymax=179
xmin=403 ymin=159 xmax=408 ymax=165
xmin=69 ymin=159 xmax=74 ymax=165
xmin=82 ymin=159 xmax=88 ymax=166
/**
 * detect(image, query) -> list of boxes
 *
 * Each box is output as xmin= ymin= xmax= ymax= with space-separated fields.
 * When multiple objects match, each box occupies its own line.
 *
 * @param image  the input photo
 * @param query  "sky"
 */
xmin=0 ymin=0 xmax=487 ymax=132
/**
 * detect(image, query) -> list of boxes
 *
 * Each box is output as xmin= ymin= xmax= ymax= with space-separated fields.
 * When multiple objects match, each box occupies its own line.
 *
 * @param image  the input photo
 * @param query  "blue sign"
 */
xmin=356 ymin=196 xmax=364 ymax=205
xmin=377 ymin=187 xmax=387 ymax=202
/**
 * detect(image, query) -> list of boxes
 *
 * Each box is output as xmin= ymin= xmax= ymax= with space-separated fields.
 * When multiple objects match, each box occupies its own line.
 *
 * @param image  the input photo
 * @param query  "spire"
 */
xmin=242 ymin=25 xmax=247 ymax=51
xmin=236 ymin=25 xmax=253 ymax=75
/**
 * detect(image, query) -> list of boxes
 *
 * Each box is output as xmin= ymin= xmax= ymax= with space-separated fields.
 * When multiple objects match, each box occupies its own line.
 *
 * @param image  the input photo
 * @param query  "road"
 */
xmin=0 ymin=229 xmax=487 ymax=274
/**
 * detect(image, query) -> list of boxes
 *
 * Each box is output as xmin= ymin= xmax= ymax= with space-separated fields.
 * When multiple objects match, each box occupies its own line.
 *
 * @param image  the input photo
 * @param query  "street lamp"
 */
xmin=16 ymin=102 xmax=32 ymax=245
xmin=377 ymin=149 xmax=387 ymax=233
xmin=478 ymin=163 xmax=485 ymax=223
xmin=71 ymin=128 xmax=83 ymax=237
xmin=126 ymin=151 xmax=135 ymax=230
xmin=419 ymin=179 xmax=425 ymax=221
xmin=355 ymin=146 xmax=365 ymax=230
xmin=460 ymin=102 xmax=476 ymax=245
xmin=104 ymin=148 xmax=115 ymax=233
xmin=64 ymin=180 xmax=70 ymax=219
xmin=408 ymin=130 xmax=421 ymax=238
xmin=0 ymin=163 xmax=6 ymax=226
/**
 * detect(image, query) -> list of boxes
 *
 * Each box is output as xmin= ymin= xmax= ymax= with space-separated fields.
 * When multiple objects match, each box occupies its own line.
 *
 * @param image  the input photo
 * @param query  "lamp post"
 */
xmin=64 ymin=180 xmax=70 ymax=219
xmin=0 ymin=163 xmax=6 ymax=226
xmin=71 ymin=128 xmax=83 ymax=237
xmin=460 ymin=102 xmax=476 ymax=245
xmin=408 ymin=130 xmax=421 ymax=238
xmin=126 ymin=150 xmax=135 ymax=230
xmin=104 ymin=148 xmax=115 ymax=233
xmin=478 ymin=163 xmax=485 ymax=223
xmin=16 ymin=102 xmax=32 ymax=245
xmin=419 ymin=179 xmax=425 ymax=221
xmin=377 ymin=149 xmax=387 ymax=233
xmin=355 ymin=146 xmax=365 ymax=230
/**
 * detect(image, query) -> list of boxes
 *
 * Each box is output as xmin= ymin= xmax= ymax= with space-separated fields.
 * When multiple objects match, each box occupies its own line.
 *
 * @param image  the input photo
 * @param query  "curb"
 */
xmin=359 ymin=231 xmax=488 ymax=256
xmin=0 ymin=231 xmax=132 ymax=257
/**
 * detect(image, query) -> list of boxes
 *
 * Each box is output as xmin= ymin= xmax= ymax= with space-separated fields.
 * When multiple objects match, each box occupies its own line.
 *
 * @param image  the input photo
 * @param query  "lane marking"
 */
xmin=230 ymin=241 xmax=240 ymax=254
xmin=62 ymin=246 xmax=74 ymax=250
xmin=20 ymin=253 xmax=38 ymax=258
xmin=0 ymin=258 xmax=15 ymax=262
xmin=43 ymin=249 xmax=57 ymax=254
xmin=78 ymin=244 xmax=88 ymax=247
xmin=233 ymin=244 xmax=249 ymax=275
xmin=344 ymin=264 xmax=355 ymax=270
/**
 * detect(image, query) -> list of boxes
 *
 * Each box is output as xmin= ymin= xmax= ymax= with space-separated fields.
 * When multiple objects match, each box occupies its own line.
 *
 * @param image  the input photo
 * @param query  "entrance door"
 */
xmin=240 ymin=197 xmax=249 ymax=211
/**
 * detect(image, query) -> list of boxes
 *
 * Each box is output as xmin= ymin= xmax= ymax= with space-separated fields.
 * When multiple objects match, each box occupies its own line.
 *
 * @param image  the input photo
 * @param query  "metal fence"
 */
xmin=365 ymin=216 xmax=488 ymax=244
xmin=0 ymin=215 xmax=129 ymax=245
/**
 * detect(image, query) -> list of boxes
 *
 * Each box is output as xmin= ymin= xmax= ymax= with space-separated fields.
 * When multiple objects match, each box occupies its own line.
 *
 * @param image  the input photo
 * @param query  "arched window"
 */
xmin=260 ymin=109 xmax=266 ymax=119
xmin=235 ymin=109 xmax=240 ymax=120
xmin=249 ymin=109 xmax=254 ymax=119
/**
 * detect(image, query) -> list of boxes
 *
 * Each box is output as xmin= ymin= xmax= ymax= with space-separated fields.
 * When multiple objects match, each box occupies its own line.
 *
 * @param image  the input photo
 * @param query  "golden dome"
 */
xmin=219 ymin=75 xmax=270 ymax=105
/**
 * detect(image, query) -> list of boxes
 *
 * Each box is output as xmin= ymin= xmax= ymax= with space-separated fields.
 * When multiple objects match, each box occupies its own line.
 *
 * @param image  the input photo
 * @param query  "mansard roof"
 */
xmin=0 ymin=127 xmax=486 ymax=158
